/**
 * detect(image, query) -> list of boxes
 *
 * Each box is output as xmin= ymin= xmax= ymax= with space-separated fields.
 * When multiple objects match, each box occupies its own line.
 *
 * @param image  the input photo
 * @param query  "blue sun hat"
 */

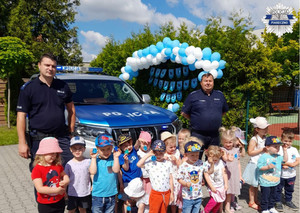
xmin=151 ymin=140 xmax=166 ymax=152
xmin=235 ymin=128 xmax=247 ymax=145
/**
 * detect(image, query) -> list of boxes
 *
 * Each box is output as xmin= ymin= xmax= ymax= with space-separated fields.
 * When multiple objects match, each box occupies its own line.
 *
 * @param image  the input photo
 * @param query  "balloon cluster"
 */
xmin=119 ymin=37 xmax=226 ymax=81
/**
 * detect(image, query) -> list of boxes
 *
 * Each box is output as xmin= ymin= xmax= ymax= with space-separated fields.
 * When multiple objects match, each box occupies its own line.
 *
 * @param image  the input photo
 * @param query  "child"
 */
xmin=161 ymin=131 xmax=181 ymax=213
xmin=242 ymin=116 xmax=270 ymax=210
xmin=178 ymin=128 xmax=191 ymax=156
xmin=274 ymin=129 xmax=300 ymax=211
xmin=203 ymin=145 xmax=228 ymax=213
xmin=219 ymin=127 xmax=243 ymax=213
xmin=124 ymin=178 xmax=150 ymax=213
xmin=137 ymin=140 xmax=174 ymax=213
xmin=177 ymin=138 xmax=211 ymax=213
xmin=89 ymin=133 xmax=121 ymax=213
xmin=136 ymin=131 xmax=152 ymax=195
xmin=117 ymin=134 xmax=143 ymax=212
xmin=257 ymin=136 xmax=287 ymax=213
xmin=31 ymin=137 xmax=70 ymax=213
xmin=65 ymin=136 xmax=91 ymax=213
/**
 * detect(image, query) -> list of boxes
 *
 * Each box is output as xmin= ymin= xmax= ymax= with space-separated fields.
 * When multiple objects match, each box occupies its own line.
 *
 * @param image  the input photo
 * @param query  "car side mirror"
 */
xmin=142 ymin=94 xmax=151 ymax=104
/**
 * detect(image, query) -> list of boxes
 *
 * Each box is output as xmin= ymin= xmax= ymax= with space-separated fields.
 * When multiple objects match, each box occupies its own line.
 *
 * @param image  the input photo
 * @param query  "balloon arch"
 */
xmin=119 ymin=37 xmax=226 ymax=112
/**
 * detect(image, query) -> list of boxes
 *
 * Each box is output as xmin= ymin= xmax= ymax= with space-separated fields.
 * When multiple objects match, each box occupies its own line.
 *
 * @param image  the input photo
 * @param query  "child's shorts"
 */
xmin=242 ymin=162 xmax=259 ymax=187
xmin=67 ymin=195 xmax=92 ymax=210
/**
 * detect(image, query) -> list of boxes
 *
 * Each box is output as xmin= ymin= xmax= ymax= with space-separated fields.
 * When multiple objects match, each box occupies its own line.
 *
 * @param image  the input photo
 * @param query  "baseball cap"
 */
xmin=265 ymin=136 xmax=283 ymax=146
xmin=70 ymin=136 xmax=86 ymax=147
xmin=235 ymin=128 xmax=247 ymax=145
xmin=36 ymin=137 xmax=63 ymax=155
xmin=160 ymin=131 xmax=176 ymax=141
xmin=117 ymin=134 xmax=132 ymax=146
xmin=124 ymin=178 xmax=145 ymax=198
xmin=184 ymin=141 xmax=201 ymax=153
xmin=138 ymin=131 xmax=151 ymax=143
xmin=250 ymin=117 xmax=270 ymax=129
xmin=95 ymin=133 xmax=114 ymax=147
xmin=151 ymin=140 xmax=166 ymax=152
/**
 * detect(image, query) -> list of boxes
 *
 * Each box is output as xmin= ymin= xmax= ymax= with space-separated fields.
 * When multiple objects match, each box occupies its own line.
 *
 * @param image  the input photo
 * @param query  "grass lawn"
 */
xmin=0 ymin=126 xmax=18 ymax=146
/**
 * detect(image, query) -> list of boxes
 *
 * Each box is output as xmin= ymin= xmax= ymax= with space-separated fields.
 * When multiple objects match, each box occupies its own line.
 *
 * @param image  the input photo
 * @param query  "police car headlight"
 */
xmin=75 ymin=125 xmax=109 ymax=137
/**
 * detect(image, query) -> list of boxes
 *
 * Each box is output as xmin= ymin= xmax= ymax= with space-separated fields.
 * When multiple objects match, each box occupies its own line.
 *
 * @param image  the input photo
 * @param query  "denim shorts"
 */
xmin=92 ymin=195 xmax=115 ymax=213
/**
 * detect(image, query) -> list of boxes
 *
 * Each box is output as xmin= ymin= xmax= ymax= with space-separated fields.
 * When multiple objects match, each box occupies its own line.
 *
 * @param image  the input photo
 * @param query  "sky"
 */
xmin=74 ymin=0 xmax=299 ymax=62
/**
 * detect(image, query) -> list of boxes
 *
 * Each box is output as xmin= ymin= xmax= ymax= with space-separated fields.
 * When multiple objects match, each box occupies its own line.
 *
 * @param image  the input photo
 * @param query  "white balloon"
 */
xmin=136 ymin=59 xmax=142 ymax=67
xmin=146 ymin=54 xmax=153 ymax=63
xmin=133 ymin=51 xmax=138 ymax=58
xmin=168 ymin=103 xmax=173 ymax=111
xmin=187 ymin=55 xmax=196 ymax=64
xmin=161 ymin=48 xmax=166 ymax=57
xmin=194 ymin=47 xmax=203 ymax=60
xmin=141 ymin=57 xmax=147 ymax=65
xmin=195 ymin=61 xmax=202 ymax=69
xmin=185 ymin=46 xmax=192 ymax=55
xmin=131 ymin=65 xmax=138 ymax=72
xmin=210 ymin=69 xmax=218 ymax=79
xmin=121 ymin=67 xmax=126 ymax=73
xmin=172 ymin=47 xmax=180 ymax=55
xmin=175 ymin=55 xmax=182 ymax=64
xmin=144 ymin=64 xmax=150 ymax=69
xmin=211 ymin=61 xmax=219 ymax=70
xmin=161 ymin=58 xmax=168 ymax=63
xmin=122 ymin=73 xmax=130 ymax=80
xmin=152 ymin=57 xmax=159 ymax=65
xmin=202 ymin=60 xmax=212 ymax=71
xmin=156 ymin=53 xmax=163 ymax=61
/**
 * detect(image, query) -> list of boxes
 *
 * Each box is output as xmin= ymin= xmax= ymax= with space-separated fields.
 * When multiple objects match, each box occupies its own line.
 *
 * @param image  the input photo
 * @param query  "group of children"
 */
xmin=31 ymin=116 xmax=299 ymax=213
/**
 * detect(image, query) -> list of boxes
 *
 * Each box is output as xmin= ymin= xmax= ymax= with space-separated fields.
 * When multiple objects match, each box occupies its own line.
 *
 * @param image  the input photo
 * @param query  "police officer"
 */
xmin=181 ymin=73 xmax=229 ymax=159
xmin=17 ymin=53 xmax=76 ymax=170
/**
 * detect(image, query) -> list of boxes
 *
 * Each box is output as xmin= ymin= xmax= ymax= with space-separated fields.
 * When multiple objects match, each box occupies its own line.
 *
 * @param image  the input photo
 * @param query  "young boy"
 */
xmin=274 ymin=129 xmax=300 ymax=211
xmin=137 ymin=140 xmax=174 ymax=213
xmin=177 ymin=138 xmax=212 ymax=213
xmin=89 ymin=133 xmax=121 ymax=213
xmin=65 ymin=136 xmax=91 ymax=213
xmin=257 ymin=136 xmax=288 ymax=213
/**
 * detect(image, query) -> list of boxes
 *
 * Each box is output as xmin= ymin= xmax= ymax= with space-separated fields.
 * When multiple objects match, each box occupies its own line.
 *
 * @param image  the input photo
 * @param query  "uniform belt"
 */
xmin=30 ymin=130 xmax=67 ymax=141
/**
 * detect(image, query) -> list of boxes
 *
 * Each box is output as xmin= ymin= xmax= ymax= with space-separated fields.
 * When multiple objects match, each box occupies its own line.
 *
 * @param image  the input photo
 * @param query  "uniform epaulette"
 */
xmin=20 ymin=80 xmax=32 ymax=90
xmin=215 ymin=90 xmax=223 ymax=95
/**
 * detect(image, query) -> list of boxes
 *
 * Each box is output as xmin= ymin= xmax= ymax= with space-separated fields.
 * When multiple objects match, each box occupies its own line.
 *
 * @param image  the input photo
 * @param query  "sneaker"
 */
xmin=231 ymin=201 xmax=242 ymax=210
xmin=262 ymin=210 xmax=270 ymax=213
xmin=269 ymin=207 xmax=279 ymax=213
xmin=286 ymin=201 xmax=299 ymax=211
xmin=275 ymin=202 xmax=284 ymax=212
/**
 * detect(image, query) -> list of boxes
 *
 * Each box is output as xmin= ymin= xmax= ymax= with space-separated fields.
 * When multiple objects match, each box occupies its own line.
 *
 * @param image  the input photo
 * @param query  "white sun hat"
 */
xmin=250 ymin=117 xmax=270 ymax=129
xmin=124 ymin=178 xmax=145 ymax=198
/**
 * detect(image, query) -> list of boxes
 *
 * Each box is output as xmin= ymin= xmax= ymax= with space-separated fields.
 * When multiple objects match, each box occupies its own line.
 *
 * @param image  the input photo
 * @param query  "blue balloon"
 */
xmin=124 ymin=65 xmax=133 ymax=73
xmin=172 ymin=103 xmax=180 ymax=112
xmin=178 ymin=48 xmax=186 ymax=57
xmin=163 ymin=37 xmax=171 ymax=45
xmin=172 ymin=40 xmax=180 ymax=48
xmin=198 ymin=71 xmax=208 ymax=81
xmin=181 ymin=42 xmax=189 ymax=48
xmin=181 ymin=57 xmax=188 ymax=65
xmin=129 ymin=75 xmax=134 ymax=80
xmin=170 ymin=53 xmax=176 ymax=61
xmin=218 ymin=60 xmax=226 ymax=69
xmin=150 ymin=46 xmax=158 ymax=56
xmin=211 ymin=52 xmax=221 ymax=61
xmin=189 ymin=63 xmax=196 ymax=71
xmin=217 ymin=69 xmax=223 ymax=79
xmin=131 ymin=71 xmax=139 ymax=77
xmin=156 ymin=42 xmax=164 ymax=51
xmin=142 ymin=48 xmax=150 ymax=57
xmin=165 ymin=48 xmax=172 ymax=56
xmin=137 ymin=49 xmax=143 ymax=58
xmin=166 ymin=40 xmax=173 ymax=48
xmin=202 ymin=47 xmax=212 ymax=60
xmin=119 ymin=74 xmax=124 ymax=80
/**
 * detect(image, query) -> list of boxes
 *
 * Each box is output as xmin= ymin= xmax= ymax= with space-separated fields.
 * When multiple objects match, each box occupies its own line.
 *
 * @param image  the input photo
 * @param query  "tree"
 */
xmin=0 ymin=37 xmax=33 ymax=128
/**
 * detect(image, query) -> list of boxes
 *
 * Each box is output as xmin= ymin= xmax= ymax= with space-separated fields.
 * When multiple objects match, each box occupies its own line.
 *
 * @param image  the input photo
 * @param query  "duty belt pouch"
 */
xmin=29 ymin=130 xmax=56 ymax=141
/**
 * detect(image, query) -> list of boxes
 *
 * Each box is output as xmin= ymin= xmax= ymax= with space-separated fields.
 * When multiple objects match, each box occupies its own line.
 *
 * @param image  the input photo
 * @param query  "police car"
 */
xmin=56 ymin=73 xmax=181 ymax=157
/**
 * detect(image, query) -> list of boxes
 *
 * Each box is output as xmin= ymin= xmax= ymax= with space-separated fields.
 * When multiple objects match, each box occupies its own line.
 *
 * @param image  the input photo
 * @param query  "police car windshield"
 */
xmin=64 ymin=79 xmax=142 ymax=105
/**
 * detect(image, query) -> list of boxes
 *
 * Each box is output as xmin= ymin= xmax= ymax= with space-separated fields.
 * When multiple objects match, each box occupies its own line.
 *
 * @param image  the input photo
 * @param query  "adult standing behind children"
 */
xmin=181 ymin=73 xmax=229 ymax=159
xmin=17 ymin=53 xmax=76 ymax=169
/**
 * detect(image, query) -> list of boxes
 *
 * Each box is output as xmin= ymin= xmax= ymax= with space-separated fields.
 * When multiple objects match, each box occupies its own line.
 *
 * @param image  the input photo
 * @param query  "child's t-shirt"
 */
xmin=92 ymin=154 xmax=118 ymax=197
xmin=137 ymin=149 xmax=151 ymax=178
xmin=278 ymin=146 xmax=299 ymax=179
xmin=145 ymin=159 xmax=173 ymax=192
xmin=65 ymin=158 xmax=91 ymax=197
xmin=249 ymin=135 xmax=266 ymax=164
xmin=31 ymin=164 xmax=65 ymax=204
xmin=204 ymin=160 xmax=225 ymax=188
xmin=257 ymin=153 xmax=283 ymax=187
xmin=119 ymin=148 xmax=142 ymax=183
xmin=177 ymin=160 xmax=205 ymax=200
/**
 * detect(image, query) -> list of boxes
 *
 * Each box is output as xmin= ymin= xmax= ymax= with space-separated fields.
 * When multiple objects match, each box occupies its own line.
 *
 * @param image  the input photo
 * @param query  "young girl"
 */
xmin=137 ymin=140 xmax=174 ymax=213
xmin=31 ymin=137 xmax=70 ymax=213
xmin=177 ymin=128 xmax=191 ymax=157
xmin=219 ymin=127 xmax=243 ymax=213
xmin=242 ymin=117 xmax=270 ymax=211
xmin=161 ymin=131 xmax=181 ymax=213
xmin=203 ymin=145 xmax=228 ymax=213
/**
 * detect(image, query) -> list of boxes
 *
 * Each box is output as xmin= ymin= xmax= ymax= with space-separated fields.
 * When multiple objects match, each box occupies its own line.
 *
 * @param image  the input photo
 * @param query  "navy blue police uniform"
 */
xmin=17 ymin=76 xmax=74 ymax=170
xmin=182 ymin=88 xmax=229 ymax=158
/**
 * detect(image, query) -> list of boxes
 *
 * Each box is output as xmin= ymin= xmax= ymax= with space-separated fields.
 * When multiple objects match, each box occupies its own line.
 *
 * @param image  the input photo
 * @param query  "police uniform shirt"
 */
xmin=182 ymin=89 xmax=228 ymax=133
xmin=17 ymin=77 xmax=73 ymax=134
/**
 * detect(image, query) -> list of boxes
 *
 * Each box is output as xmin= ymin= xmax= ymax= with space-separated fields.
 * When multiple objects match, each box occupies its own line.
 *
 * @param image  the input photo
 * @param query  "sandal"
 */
xmin=248 ymin=202 xmax=261 ymax=211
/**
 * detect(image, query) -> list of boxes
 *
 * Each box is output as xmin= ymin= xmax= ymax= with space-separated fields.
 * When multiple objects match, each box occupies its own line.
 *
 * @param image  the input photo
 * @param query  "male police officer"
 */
xmin=181 ymin=73 xmax=228 ymax=159
xmin=17 ymin=53 xmax=76 ymax=170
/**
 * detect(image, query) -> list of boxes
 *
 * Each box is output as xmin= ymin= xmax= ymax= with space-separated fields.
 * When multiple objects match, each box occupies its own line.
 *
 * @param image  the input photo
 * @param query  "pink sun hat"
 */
xmin=138 ymin=131 xmax=152 ymax=143
xmin=36 ymin=137 xmax=63 ymax=155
